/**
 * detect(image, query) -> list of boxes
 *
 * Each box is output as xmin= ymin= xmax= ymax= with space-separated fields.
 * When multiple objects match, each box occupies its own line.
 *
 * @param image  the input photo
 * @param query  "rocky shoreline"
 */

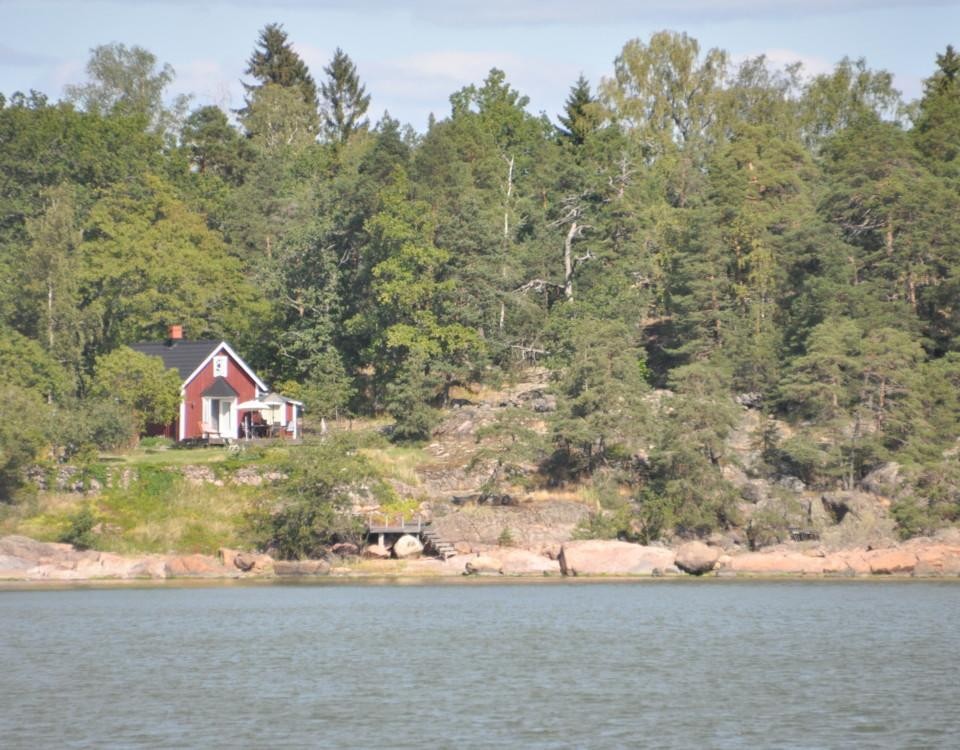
xmin=3 ymin=532 xmax=960 ymax=584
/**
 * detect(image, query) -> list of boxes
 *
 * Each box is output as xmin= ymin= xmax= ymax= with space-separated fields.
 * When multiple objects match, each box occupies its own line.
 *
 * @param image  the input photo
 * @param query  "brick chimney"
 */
xmin=168 ymin=324 xmax=183 ymax=343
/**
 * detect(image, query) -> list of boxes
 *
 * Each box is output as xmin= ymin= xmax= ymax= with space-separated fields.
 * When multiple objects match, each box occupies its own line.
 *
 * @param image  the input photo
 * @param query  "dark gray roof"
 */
xmin=129 ymin=339 xmax=223 ymax=380
xmin=201 ymin=377 xmax=239 ymax=398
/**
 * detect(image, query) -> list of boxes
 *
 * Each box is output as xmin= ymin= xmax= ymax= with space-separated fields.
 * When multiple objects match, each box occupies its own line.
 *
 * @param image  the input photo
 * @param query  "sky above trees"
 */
xmin=2 ymin=0 xmax=957 ymax=129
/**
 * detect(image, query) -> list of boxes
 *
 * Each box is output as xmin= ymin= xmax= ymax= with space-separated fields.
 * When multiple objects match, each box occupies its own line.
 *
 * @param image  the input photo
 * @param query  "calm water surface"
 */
xmin=1 ymin=580 xmax=958 ymax=749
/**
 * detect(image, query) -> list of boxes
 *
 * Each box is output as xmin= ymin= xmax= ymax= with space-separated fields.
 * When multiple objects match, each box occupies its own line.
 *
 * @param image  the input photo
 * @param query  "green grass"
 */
xmin=358 ymin=445 xmax=426 ymax=487
xmin=101 ymin=446 xmax=230 ymax=466
xmin=5 ymin=427 xmax=428 ymax=557
xmin=11 ymin=476 xmax=258 ymax=555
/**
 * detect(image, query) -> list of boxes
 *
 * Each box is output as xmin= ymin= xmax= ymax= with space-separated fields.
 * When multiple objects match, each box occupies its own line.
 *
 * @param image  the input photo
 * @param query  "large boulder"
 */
xmin=675 ymin=541 xmax=721 ymax=575
xmin=557 ymin=540 xmax=675 ymax=576
xmin=234 ymin=552 xmax=274 ymax=574
xmin=393 ymin=534 xmax=424 ymax=560
xmin=363 ymin=544 xmax=391 ymax=559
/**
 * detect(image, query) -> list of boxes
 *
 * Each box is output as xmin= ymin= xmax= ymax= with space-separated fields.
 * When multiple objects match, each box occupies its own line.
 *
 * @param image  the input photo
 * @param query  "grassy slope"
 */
xmin=2 ymin=425 xmax=438 ymax=555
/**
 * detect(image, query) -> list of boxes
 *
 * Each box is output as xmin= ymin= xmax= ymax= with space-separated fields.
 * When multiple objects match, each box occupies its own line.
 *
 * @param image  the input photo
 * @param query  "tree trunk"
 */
xmin=503 ymin=155 xmax=514 ymax=240
xmin=46 ymin=279 xmax=54 ymax=351
xmin=564 ymin=221 xmax=578 ymax=301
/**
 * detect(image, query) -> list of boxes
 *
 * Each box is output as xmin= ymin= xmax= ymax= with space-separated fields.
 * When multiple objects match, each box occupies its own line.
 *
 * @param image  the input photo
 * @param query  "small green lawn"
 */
xmin=101 ymin=446 xmax=230 ymax=466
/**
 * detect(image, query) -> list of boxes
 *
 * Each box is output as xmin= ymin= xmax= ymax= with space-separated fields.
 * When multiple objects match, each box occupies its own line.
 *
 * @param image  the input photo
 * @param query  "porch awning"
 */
xmin=201 ymin=377 xmax=238 ymax=398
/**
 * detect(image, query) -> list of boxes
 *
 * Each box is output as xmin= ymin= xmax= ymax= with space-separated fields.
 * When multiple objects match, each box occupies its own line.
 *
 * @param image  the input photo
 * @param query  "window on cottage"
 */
xmin=213 ymin=356 xmax=228 ymax=377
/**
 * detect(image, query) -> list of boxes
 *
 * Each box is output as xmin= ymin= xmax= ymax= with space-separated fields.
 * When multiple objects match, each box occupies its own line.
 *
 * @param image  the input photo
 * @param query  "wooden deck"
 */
xmin=365 ymin=516 xmax=426 ymax=535
xmin=363 ymin=514 xmax=457 ymax=559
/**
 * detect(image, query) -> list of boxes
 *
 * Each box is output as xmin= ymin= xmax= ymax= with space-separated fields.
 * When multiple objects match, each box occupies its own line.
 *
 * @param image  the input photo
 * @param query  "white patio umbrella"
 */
xmin=236 ymin=398 xmax=274 ymax=410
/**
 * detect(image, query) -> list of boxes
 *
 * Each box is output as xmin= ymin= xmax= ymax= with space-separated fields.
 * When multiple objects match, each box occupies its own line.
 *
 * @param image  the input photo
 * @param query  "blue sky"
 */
xmin=2 ymin=0 xmax=957 ymax=130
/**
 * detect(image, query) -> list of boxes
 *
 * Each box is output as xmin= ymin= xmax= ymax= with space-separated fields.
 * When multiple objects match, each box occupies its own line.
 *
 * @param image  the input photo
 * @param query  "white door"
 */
xmin=218 ymin=399 xmax=234 ymax=438
xmin=206 ymin=398 xmax=236 ymax=438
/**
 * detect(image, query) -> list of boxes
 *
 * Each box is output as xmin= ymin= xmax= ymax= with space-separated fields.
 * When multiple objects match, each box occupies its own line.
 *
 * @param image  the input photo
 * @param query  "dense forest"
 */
xmin=2 ymin=26 xmax=960 ymax=539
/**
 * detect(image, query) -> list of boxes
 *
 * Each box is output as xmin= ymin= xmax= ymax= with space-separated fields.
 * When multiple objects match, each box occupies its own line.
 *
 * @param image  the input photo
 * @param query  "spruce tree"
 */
xmin=557 ymin=74 xmax=599 ymax=145
xmin=242 ymin=23 xmax=320 ymax=134
xmin=320 ymin=48 xmax=371 ymax=143
xmin=914 ymin=45 xmax=960 ymax=176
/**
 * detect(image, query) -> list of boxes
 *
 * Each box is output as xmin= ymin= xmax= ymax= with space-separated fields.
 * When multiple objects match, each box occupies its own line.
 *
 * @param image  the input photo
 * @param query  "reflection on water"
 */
xmin=1 ymin=581 xmax=958 ymax=749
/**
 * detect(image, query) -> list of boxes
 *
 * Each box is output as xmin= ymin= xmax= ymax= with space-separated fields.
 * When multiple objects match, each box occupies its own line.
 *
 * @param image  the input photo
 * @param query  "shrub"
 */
xmin=59 ymin=506 xmax=99 ymax=550
xmin=572 ymin=508 xmax=638 ymax=542
xmin=249 ymin=435 xmax=393 ymax=559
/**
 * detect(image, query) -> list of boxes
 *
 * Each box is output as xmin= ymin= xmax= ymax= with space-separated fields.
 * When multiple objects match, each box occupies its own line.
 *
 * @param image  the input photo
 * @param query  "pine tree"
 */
xmin=320 ymin=48 xmax=371 ymax=144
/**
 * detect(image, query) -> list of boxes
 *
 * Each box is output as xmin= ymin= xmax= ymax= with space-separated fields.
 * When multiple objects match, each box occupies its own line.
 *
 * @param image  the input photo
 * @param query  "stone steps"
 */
xmin=421 ymin=528 xmax=457 ymax=560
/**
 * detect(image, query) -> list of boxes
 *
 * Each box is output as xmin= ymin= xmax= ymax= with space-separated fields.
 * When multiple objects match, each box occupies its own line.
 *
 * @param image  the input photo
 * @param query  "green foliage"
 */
xmin=242 ymin=23 xmax=320 ymax=136
xmin=890 ymin=461 xmax=960 ymax=539
xmin=250 ymin=435 xmax=391 ymax=559
xmin=0 ymin=330 xmax=72 ymax=403
xmin=914 ymin=45 xmax=960 ymax=177
xmin=384 ymin=354 xmax=440 ymax=443
xmin=79 ymin=174 xmax=267 ymax=352
xmin=6 ymin=30 xmax=960 ymax=543
xmin=0 ymin=387 xmax=52 ymax=501
xmin=64 ymin=42 xmax=189 ymax=136
xmin=321 ymin=48 xmax=371 ymax=144
xmin=572 ymin=508 xmax=638 ymax=541
xmin=798 ymin=56 xmax=902 ymax=147
xmin=89 ymin=347 xmax=181 ymax=434
xmin=557 ymin=75 xmax=601 ymax=145
xmin=640 ymin=365 xmax=742 ymax=537
xmin=58 ymin=506 xmax=99 ymax=550
xmin=52 ymin=398 xmax=139 ymax=456
xmin=549 ymin=317 xmax=651 ymax=478
xmin=181 ymin=105 xmax=249 ymax=182
xmin=472 ymin=407 xmax=547 ymax=493
xmin=746 ymin=493 xmax=807 ymax=550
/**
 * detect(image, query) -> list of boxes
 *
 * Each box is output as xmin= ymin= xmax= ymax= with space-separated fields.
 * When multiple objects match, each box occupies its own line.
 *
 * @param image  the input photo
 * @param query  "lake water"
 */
xmin=1 ymin=580 xmax=958 ymax=749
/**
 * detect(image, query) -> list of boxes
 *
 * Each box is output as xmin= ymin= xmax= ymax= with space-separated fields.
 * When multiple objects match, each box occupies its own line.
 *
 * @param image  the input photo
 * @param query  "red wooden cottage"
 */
xmin=131 ymin=326 xmax=302 ymax=442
